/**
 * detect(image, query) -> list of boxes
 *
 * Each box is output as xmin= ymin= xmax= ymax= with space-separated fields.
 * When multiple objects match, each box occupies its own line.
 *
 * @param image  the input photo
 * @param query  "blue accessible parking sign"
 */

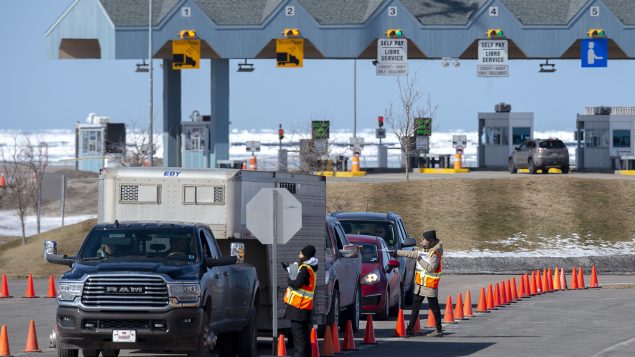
xmin=581 ymin=39 xmax=608 ymax=67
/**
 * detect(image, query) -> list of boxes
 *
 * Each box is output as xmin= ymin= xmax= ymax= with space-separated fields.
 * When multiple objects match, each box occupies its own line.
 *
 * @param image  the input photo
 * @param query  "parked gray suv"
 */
xmin=509 ymin=138 xmax=570 ymax=174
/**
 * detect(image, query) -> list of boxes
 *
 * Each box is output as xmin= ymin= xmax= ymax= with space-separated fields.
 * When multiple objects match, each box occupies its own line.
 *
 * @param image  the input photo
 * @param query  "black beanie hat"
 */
xmin=301 ymin=245 xmax=316 ymax=258
xmin=422 ymin=230 xmax=437 ymax=242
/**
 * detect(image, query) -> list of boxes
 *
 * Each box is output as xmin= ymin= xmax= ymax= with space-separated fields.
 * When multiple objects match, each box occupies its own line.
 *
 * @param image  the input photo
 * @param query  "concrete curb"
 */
xmin=444 ymin=255 xmax=635 ymax=274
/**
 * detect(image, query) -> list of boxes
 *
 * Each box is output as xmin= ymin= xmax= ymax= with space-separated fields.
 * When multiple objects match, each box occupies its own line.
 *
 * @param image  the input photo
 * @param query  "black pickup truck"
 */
xmin=45 ymin=222 xmax=259 ymax=357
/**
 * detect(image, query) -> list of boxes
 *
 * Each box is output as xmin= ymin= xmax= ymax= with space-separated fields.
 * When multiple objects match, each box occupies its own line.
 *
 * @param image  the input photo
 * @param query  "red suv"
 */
xmin=347 ymin=235 xmax=401 ymax=320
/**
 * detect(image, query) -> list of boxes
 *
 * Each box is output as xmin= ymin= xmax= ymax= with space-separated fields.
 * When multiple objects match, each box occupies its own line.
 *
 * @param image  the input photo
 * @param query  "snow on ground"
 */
xmin=0 ymin=210 xmax=95 ymax=237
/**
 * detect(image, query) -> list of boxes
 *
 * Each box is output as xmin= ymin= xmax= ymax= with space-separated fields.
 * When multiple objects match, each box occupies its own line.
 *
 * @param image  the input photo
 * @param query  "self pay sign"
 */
xmin=477 ymin=40 xmax=509 ymax=77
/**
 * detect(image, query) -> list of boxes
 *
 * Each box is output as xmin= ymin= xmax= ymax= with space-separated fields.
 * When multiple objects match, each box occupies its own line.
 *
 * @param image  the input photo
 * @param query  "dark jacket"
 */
xmin=284 ymin=257 xmax=319 ymax=322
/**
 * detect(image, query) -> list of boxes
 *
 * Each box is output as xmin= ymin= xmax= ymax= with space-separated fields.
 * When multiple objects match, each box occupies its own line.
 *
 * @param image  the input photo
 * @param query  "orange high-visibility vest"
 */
xmin=414 ymin=251 xmax=442 ymax=289
xmin=284 ymin=264 xmax=316 ymax=310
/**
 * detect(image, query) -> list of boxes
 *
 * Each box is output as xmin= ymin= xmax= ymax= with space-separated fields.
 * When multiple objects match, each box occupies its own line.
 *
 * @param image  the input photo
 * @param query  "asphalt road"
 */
xmin=327 ymin=171 xmax=635 ymax=183
xmin=1 ymin=275 xmax=634 ymax=356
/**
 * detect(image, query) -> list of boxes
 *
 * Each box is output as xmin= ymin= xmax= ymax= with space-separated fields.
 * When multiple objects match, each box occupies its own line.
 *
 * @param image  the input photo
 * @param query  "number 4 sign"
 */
xmin=489 ymin=6 xmax=498 ymax=16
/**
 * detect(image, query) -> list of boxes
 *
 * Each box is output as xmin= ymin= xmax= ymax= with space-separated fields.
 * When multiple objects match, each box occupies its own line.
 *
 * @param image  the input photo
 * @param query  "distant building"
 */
xmin=576 ymin=107 xmax=635 ymax=171
xmin=75 ymin=113 xmax=126 ymax=172
xmin=478 ymin=103 xmax=534 ymax=169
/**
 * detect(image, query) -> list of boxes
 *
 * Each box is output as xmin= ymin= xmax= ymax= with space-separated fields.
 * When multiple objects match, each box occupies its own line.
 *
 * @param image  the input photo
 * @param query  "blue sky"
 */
xmin=1 ymin=0 xmax=633 ymax=133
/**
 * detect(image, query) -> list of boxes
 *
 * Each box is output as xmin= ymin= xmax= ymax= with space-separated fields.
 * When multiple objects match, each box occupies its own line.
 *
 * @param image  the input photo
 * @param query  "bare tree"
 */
xmin=1 ymin=135 xmax=35 ymax=243
xmin=24 ymin=136 xmax=49 ymax=235
xmin=289 ymin=118 xmax=340 ymax=174
xmin=384 ymin=73 xmax=438 ymax=181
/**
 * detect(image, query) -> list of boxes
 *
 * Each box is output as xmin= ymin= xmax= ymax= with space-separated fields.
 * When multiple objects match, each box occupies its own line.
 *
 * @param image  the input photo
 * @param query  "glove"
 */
xmin=281 ymin=262 xmax=289 ymax=270
xmin=388 ymin=249 xmax=397 ymax=257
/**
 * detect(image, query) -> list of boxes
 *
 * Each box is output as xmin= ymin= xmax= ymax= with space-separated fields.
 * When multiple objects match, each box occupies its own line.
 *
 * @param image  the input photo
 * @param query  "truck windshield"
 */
xmin=78 ymin=228 xmax=199 ymax=263
xmin=339 ymin=221 xmax=396 ymax=246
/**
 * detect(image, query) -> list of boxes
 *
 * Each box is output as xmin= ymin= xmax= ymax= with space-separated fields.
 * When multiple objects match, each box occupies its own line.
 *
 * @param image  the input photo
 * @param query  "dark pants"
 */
xmin=290 ymin=320 xmax=311 ymax=357
xmin=409 ymin=294 xmax=442 ymax=331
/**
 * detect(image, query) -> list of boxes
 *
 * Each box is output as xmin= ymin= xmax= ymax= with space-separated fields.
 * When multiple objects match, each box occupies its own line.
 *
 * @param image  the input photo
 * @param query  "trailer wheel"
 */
xmin=82 ymin=349 xmax=99 ymax=357
xmin=238 ymin=307 xmax=257 ymax=357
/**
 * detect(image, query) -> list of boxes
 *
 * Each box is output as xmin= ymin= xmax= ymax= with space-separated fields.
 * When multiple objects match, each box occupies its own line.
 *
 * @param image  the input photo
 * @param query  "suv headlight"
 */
xmin=168 ymin=283 xmax=201 ymax=303
xmin=58 ymin=282 xmax=83 ymax=301
xmin=361 ymin=269 xmax=380 ymax=285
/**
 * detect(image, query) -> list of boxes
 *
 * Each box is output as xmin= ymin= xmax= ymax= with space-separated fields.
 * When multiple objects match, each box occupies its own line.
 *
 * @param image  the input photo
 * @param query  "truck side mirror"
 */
xmin=339 ymin=244 xmax=359 ymax=258
xmin=230 ymin=242 xmax=245 ymax=264
xmin=44 ymin=240 xmax=75 ymax=267
xmin=206 ymin=256 xmax=238 ymax=268
xmin=403 ymin=237 xmax=417 ymax=247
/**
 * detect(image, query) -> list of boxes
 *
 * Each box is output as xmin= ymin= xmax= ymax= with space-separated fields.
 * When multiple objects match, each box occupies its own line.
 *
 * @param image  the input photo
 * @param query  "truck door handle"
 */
xmin=215 ymin=274 xmax=221 ymax=279
xmin=223 ymin=271 xmax=229 ymax=276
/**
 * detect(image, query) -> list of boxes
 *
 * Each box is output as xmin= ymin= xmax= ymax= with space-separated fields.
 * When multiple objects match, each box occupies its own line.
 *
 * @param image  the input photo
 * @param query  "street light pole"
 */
xmin=353 ymin=60 xmax=357 ymax=138
xmin=148 ymin=0 xmax=154 ymax=167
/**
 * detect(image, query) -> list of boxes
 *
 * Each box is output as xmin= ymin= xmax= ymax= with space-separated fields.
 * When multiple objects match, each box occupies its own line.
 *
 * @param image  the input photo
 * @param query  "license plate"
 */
xmin=112 ymin=330 xmax=136 ymax=343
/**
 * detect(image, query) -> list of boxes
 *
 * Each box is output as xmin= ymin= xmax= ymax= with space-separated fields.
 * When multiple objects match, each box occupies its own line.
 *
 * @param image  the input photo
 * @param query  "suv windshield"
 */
xmin=357 ymin=243 xmax=379 ymax=263
xmin=339 ymin=221 xmax=396 ymax=246
xmin=539 ymin=140 xmax=566 ymax=149
xmin=78 ymin=228 xmax=199 ymax=263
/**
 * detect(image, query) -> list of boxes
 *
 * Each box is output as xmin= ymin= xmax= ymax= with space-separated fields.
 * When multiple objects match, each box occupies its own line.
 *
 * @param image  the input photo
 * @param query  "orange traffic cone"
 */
xmin=578 ymin=267 xmax=586 ymax=289
xmin=241 ymin=161 xmax=247 ymax=170
xmin=541 ymin=269 xmax=548 ymax=294
xmin=413 ymin=315 xmax=422 ymax=335
xmin=454 ymin=293 xmax=465 ymax=320
xmin=46 ymin=275 xmax=57 ymax=298
xmin=477 ymin=287 xmax=488 ymax=313
xmin=362 ymin=315 xmax=377 ymax=345
xmin=517 ymin=277 xmax=525 ymax=299
xmin=498 ymin=282 xmax=506 ymax=305
xmin=277 ymin=334 xmax=287 ymax=357
xmin=311 ymin=327 xmax=320 ymax=357
xmin=535 ymin=270 xmax=542 ymax=294
xmin=426 ymin=310 xmax=437 ymax=328
xmin=529 ymin=272 xmax=537 ymax=295
xmin=0 ymin=325 xmax=10 ymax=357
xmin=524 ymin=273 xmax=530 ymax=297
xmin=590 ymin=265 xmax=599 ymax=288
xmin=504 ymin=280 xmax=512 ymax=304
xmin=553 ymin=267 xmax=561 ymax=291
xmin=547 ymin=268 xmax=554 ymax=292
xmin=24 ymin=275 xmax=36 ymax=298
xmin=321 ymin=324 xmax=334 ymax=356
xmin=511 ymin=278 xmax=519 ymax=301
xmin=394 ymin=309 xmax=406 ymax=337
xmin=493 ymin=283 xmax=501 ymax=307
xmin=0 ymin=275 xmax=10 ymax=298
xmin=443 ymin=296 xmax=456 ymax=324
xmin=486 ymin=284 xmax=495 ymax=310
xmin=23 ymin=320 xmax=41 ymax=352
xmin=464 ymin=290 xmax=475 ymax=317
xmin=571 ymin=268 xmax=578 ymax=289
xmin=342 ymin=320 xmax=356 ymax=351
xmin=560 ymin=268 xmax=568 ymax=290
xmin=331 ymin=323 xmax=341 ymax=353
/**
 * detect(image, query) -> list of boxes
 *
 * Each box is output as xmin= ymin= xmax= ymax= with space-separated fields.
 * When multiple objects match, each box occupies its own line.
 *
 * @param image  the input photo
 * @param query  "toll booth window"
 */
xmin=81 ymin=129 xmax=102 ymax=154
xmin=512 ymin=127 xmax=531 ymax=145
xmin=585 ymin=129 xmax=609 ymax=148
xmin=613 ymin=130 xmax=631 ymax=148
xmin=185 ymin=127 xmax=207 ymax=151
xmin=482 ymin=127 xmax=509 ymax=146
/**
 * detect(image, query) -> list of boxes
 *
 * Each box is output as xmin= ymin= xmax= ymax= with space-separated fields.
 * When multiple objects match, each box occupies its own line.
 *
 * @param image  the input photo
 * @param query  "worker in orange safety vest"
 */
xmin=393 ymin=230 xmax=444 ymax=337
xmin=284 ymin=245 xmax=318 ymax=356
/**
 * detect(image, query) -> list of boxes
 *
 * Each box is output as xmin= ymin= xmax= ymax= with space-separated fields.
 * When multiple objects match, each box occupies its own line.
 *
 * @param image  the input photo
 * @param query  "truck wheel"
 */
xmin=529 ymin=159 xmax=537 ymax=174
xmin=57 ymin=347 xmax=78 ymax=357
xmin=562 ymin=165 xmax=570 ymax=174
xmin=389 ymin=287 xmax=402 ymax=317
xmin=188 ymin=310 xmax=211 ymax=357
xmin=509 ymin=159 xmax=517 ymax=174
xmin=101 ymin=350 xmax=119 ymax=357
xmin=238 ymin=307 xmax=257 ymax=357
xmin=82 ymin=349 xmax=99 ymax=357
xmin=330 ymin=289 xmax=340 ymax=327
xmin=342 ymin=286 xmax=360 ymax=332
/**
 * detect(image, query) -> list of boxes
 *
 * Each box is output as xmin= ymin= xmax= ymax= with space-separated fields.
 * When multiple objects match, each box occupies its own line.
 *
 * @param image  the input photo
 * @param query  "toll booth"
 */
xmin=478 ymin=103 xmax=534 ymax=169
xmin=576 ymin=107 xmax=635 ymax=171
xmin=76 ymin=113 xmax=126 ymax=172
xmin=181 ymin=114 xmax=213 ymax=168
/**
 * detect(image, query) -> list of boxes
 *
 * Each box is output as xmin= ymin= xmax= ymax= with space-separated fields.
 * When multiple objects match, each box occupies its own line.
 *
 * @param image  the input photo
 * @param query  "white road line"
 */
xmin=593 ymin=336 xmax=635 ymax=357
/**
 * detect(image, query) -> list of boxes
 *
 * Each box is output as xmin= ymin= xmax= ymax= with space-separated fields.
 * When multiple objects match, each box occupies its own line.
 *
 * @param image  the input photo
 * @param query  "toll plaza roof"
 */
xmin=46 ymin=0 xmax=635 ymax=60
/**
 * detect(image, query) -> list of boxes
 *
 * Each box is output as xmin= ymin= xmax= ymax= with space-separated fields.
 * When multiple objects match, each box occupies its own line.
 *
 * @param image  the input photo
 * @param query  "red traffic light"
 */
xmin=278 ymin=128 xmax=285 ymax=140
xmin=378 ymin=116 xmax=384 ymax=128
